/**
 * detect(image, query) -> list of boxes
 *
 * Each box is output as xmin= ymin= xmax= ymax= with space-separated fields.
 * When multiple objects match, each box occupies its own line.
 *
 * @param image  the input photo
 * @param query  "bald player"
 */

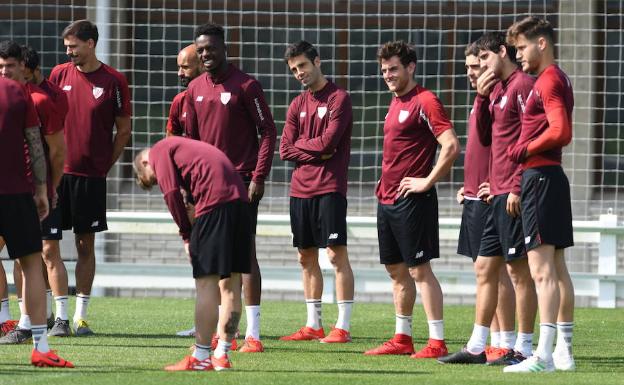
xmin=166 ymin=44 xmax=203 ymax=137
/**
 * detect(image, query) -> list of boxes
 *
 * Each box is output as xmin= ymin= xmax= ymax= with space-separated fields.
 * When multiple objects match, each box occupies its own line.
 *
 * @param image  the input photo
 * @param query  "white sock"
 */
xmin=55 ymin=296 xmax=69 ymax=320
xmin=192 ymin=343 xmax=211 ymax=361
xmin=428 ymin=319 xmax=444 ymax=340
xmin=214 ymin=339 xmax=231 ymax=358
xmin=305 ymin=299 xmax=322 ymax=329
xmin=395 ymin=314 xmax=412 ymax=336
xmin=46 ymin=290 xmax=53 ymax=318
xmin=500 ymin=330 xmax=516 ymax=350
xmin=490 ymin=331 xmax=501 ymax=348
xmin=245 ymin=305 xmax=261 ymax=340
xmin=18 ymin=297 xmax=25 ymax=315
xmin=466 ymin=324 xmax=489 ymax=354
xmin=74 ymin=294 xmax=90 ymax=321
xmin=335 ymin=300 xmax=353 ymax=331
xmin=0 ymin=298 xmax=10 ymax=323
xmin=554 ymin=322 xmax=574 ymax=356
xmin=534 ymin=323 xmax=556 ymax=361
xmin=515 ymin=332 xmax=534 ymax=357
xmin=31 ymin=324 xmax=49 ymax=353
xmin=18 ymin=313 xmax=31 ymax=330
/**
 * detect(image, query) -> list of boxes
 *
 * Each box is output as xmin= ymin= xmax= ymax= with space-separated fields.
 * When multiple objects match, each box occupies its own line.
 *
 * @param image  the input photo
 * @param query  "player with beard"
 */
xmin=279 ymin=41 xmax=354 ymax=343
xmin=504 ymin=16 xmax=576 ymax=373
xmin=166 ymin=44 xmax=203 ymax=137
xmin=185 ymin=22 xmax=277 ymax=353
xmin=49 ymin=19 xmax=132 ymax=336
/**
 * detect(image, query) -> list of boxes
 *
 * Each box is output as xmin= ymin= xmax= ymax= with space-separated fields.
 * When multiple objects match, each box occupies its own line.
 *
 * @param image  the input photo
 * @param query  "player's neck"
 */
xmin=308 ymin=76 xmax=327 ymax=93
xmin=499 ymin=61 xmax=517 ymax=82
xmin=34 ymin=73 xmax=44 ymax=86
xmin=394 ymin=79 xmax=417 ymax=97
xmin=208 ymin=61 xmax=229 ymax=80
xmin=77 ymin=57 xmax=102 ymax=73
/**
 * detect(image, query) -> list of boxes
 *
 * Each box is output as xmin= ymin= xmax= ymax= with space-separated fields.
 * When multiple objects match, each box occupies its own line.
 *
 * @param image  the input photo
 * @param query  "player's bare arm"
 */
xmin=398 ymin=129 xmax=460 ymax=197
xmin=110 ymin=114 xmax=131 ymax=171
xmin=25 ymin=125 xmax=49 ymax=220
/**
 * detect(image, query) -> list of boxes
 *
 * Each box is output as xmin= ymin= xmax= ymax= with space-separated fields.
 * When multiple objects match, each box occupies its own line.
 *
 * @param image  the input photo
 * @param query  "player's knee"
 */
xmin=41 ymin=242 xmax=60 ymax=262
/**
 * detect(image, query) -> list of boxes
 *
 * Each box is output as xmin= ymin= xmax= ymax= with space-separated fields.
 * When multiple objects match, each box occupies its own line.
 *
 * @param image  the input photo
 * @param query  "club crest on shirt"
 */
xmin=62 ymin=85 xmax=72 ymax=91
xmin=220 ymin=92 xmax=231 ymax=105
xmin=92 ymin=86 xmax=104 ymax=99
xmin=499 ymin=95 xmax=508 ymax=109
xmin=182 ymin=111 xmax=187 ymax=118
xmin=317 ymin=106 xmax=327 ymax=119
xmin=300 ymin=111 xmax=306 ymax=118
xmin=398 ymin=109 xmax=409 ymax=123
xmin=196 ymin=95 xmax=204 ymax=102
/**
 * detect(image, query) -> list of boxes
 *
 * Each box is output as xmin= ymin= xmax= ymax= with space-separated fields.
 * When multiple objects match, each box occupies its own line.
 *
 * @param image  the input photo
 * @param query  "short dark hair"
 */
xmin=475 ymin=31 xmax=517 ymax=62
xmin=464 ymin=41 xmax=479 ymax=57
xmin=377 ymin=40 xmax=417 ymax=68
xmin=0 ymin=40 xmax=23 ymax=61
xmin=507 ymin=16 xmax=555 ymax=45
xmin=62 ymin=20 xmax=99 ymax=45
xmin=194 ymin=22 xmax=225 ymax=41
xmin=284 ymin=40 xmax=319 ymax=64
xmin=21 ymin=45 xmax=39 ymax=71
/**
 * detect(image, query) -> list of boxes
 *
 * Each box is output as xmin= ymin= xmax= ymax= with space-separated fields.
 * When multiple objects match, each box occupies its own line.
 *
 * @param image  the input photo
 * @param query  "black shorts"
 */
xmin=521 ymin=166 xmax=574 ymax=251
xmin=59 ymin=174 xmax=107 ymax=234
xmin=457 ymin=199 xmax=490 ymax=261
xmin=290 ymin=192 xmax=347 ymax=249
xmin=478 ymin=193 xmax=526 ymax=262
xmin=189 ymin=199 xmax=252 ymax=279
xmin=0 ymin=194 xmax=42 ymax=259
xmin=41 ymin=196 xmax=62 ymax=241
xmin=241 ymin=176 xmax=258 ymax=235
xmin=377 ymin=188 xmax=439 ymax=267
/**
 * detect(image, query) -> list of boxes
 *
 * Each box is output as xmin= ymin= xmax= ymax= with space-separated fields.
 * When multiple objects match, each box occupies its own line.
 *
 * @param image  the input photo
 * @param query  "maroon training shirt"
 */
xmin=376 ymin=84 xmax=453 ymax=204
xmin=166 ymin=90 xmax=187 ymax=136
xmin=38 ymin=78 xmax=69 ymax=122
xmin=25 ymin=82 xmax=64 ymax=198
xmin=0 ymin=78 xmax=40 ymax=195
xmin=279 ymin=81 xmax=352 ymax=198
xmin=463 ymin=96 xmax=491 ymax=198
xmin=149 ymin=137 xmax=248 ymax=241
xmin=184 ymin=64 xmax=276 ymax=183
xmin=514 ymin=65 xmax=574 ymax=169
xmin=475 ymin=68 xmax=534 ymax=196
xmin=49 ymin=62 xmax=132 ymax=178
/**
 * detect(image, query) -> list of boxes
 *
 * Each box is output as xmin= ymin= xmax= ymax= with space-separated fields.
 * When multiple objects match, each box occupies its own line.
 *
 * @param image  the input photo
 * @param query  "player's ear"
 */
xmin=538 ymin=36 xmax=547 ymax=52
xmin=314 ymin=56 xmax=321 ymax=68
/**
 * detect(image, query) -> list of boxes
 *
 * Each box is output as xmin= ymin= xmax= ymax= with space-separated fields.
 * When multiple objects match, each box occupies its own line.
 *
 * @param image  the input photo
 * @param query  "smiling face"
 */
xmin=287 ymin=54 xmax=322 ymax=90
xmin=514 ymin=33 xmax=543 ymax=74
xmin=195 ymin=34 xmax=227 ymax=75
xmin=465 ymin=54 xmax=482 ymax=89
xmin=380 ymin=55 xmax=415 ymax=96
xmin=0 ymin=56 xmax=24 ymax=81
xmin=64 ymin=34 xmax=95 ymax=68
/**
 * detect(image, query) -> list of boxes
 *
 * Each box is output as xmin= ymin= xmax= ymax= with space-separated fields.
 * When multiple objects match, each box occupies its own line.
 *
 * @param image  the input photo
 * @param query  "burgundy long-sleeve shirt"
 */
xmin=184 ymin=64 xmax=276 ymax=183
xmin=475 ymin=68 xmax=534 ymax=196
xmin=49 ymin=62 xmax=132 ymax=178
xmin=463 ymin=96 xmax=490 ymax=198
xmin=149 ymin=137 xmax=248 ymax=241
xmin=376 ymin=84 xmax=453 ymax=204
xmin=509 ymin=64 xmax=574 ymax=169
xmin=279 ymin=81 xmax=352 ymax=198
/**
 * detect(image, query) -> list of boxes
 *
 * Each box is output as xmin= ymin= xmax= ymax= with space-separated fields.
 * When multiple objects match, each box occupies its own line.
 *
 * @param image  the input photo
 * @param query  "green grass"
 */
xmin=0 ymin=298 xmax=622 ymax=384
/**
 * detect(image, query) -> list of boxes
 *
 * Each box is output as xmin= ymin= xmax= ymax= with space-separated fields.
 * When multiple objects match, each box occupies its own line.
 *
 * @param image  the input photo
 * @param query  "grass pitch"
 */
xmin=0 ymin=298 xmax=622 ymax=385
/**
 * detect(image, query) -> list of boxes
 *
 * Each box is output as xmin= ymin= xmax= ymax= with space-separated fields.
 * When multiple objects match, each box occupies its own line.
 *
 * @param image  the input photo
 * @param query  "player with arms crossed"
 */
xmin=279 ymin=40 xmax=355 ymax=343
xmin=365 ymin=41 xmax=460 ymax=359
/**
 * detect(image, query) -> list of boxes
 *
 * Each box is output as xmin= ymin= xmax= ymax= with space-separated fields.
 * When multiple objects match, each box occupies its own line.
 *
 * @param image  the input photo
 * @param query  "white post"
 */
xmin=319 ymin=248 xmax=335 ymax=303
xmin=597 ymin=212 xmax=617 ymax=308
